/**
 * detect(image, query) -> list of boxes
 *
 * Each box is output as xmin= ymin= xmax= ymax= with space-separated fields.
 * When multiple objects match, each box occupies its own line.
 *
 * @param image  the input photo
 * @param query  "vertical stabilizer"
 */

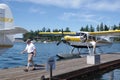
xmin=0 ymin=3 xmax=27 ymax=54
xmin=0 ymin=3 xmax=14 ymax=47
xmin=0 ymin=3 xmax=14 ymax=29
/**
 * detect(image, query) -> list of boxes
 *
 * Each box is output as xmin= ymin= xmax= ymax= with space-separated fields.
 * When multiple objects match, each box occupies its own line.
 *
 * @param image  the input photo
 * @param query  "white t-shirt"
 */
xmin=25 ymin=43 xmax=36 ymax=53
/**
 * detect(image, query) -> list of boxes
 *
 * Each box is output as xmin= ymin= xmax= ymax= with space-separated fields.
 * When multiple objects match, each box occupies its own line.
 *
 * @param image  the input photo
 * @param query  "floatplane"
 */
xmin=40 ymin=29 xmax=120 ymax=59
xmin=0 ymin=4 xmax=27 ymax=54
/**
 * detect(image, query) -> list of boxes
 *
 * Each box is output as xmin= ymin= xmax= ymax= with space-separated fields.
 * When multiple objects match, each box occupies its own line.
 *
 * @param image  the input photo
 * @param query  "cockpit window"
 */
xmin=76 ymin=33 xmax=80 ymax=36
xmin=76 ymin=32 xmax=87 ymax=37
xmin=76 ymin=32 xmax=88 ymax=42
xmin=88 ymin=36 xmax=96 ymax=40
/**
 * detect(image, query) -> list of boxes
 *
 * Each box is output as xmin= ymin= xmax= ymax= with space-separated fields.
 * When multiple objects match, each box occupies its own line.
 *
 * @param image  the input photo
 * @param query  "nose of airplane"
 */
xmin=64 ymin=36 xmax=70 ymax=41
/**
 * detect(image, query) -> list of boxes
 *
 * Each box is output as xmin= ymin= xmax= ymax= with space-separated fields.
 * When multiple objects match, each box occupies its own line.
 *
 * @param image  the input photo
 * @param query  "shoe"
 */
xmin=24 ymin=69 xmax=28 ymax=72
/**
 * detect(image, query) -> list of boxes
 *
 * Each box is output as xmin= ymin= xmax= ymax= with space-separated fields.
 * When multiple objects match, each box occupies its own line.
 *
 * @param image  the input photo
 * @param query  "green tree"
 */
xmin=85 ymin=25 xmax=89 ymax=31
xmin=23 ymin=30 xmax=34 ymax=41
xmin=90 ymin=25 xmax=94 ymax=32
xmin=53 ymin=29 xmax=59 ymax=32
xmin=113 ymin=25 xmax=117 ymax=30
xmin=46 ymin=28 xmax=51 ymax=32
xmin=80 ymin=27 xmax=84 ymax=31
xmin=104 ymin=25 xmax=109 ymax=31
xmin=96 ymin=25 xmax=100 ymax=31
xmin=64 ymin=27 xmax=71 ymax=32
xmin=42 ymin=27 xmax=46 ymax=32
xmin=100 ymin=22 xmax=104 ymax=31
xmin=118 ymin=23 xmax=120 ymax=29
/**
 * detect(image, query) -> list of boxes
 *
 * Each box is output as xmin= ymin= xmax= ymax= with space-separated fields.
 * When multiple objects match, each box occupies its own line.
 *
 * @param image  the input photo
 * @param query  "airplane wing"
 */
xmin=39 ymin=32 xmax=76 ymax=35
xmin=0 ymin=27 xmax=28 ymax=34
xmin=89 ymin=30 xmax=120 ymax=36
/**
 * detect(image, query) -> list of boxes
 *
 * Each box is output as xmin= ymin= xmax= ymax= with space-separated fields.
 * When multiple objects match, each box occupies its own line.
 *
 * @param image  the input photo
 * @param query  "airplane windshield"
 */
xmin=76 ymin=32 xmax=88 ymax=42
xmin=88 ymin=36 xmax=96 ymax=40
xmin=76 ymin=32 xmax=87 ymax=37
xmin=76 ymin=32 xmax=80 ymax=36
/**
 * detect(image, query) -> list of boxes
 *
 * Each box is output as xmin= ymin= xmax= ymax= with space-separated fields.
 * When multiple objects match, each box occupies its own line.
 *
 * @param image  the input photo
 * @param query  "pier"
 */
xmin=0 ymin=53 xmax=120 ymax=80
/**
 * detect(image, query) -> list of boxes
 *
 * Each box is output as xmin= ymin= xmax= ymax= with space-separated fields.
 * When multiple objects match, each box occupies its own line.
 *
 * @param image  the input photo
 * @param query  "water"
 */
xmin=0 ymin=42 xmax=120 ymax=80
xmin=100 ymin=68 xmax=120 ymax=80
xmin=0 ymin=42 xmax=73 ymax=69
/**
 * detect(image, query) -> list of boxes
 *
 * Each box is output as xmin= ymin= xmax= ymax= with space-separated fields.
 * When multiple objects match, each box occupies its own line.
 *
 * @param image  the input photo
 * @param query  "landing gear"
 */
xmin=70 ymin=47 xmax=81 ymax=55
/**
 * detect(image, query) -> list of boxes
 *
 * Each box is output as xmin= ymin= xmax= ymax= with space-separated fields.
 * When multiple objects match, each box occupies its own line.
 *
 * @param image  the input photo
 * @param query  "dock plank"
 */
xmin=0 ymin=53 xmax=120 ymax=80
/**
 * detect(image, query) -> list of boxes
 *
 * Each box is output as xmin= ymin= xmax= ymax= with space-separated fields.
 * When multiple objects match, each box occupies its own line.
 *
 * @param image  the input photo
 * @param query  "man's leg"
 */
xmin=31 ymin=58 xmax=35 ymax=69
xmin=24 ymin=54 xmax=35 ymax=72
xmin=28 ymin=54 xmax=35 ymax=70
xmin=27 ymin=54 xmax=33 ymax=70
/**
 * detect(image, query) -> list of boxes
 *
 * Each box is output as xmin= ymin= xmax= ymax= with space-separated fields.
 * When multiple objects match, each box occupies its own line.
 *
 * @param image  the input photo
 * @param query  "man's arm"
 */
xmin=21 ymin=49 xmax=27 ymax=54
xmin=33 ymin=49 xmax=36 ymax=57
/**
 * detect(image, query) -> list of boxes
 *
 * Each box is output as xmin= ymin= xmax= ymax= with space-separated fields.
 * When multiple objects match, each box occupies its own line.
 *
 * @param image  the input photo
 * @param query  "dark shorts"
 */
xmin=29 ymin=52 xmax=34 ymax=54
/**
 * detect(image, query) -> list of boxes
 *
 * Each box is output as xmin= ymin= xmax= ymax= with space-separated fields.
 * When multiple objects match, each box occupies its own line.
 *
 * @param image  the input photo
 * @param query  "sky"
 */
xmin=0 ymin=0 xmax=120 ymax=37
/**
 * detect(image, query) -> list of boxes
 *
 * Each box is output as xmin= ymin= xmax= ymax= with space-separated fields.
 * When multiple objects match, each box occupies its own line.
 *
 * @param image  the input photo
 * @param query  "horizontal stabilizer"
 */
xmin=0 ymin=27 xmax=28 ymax=34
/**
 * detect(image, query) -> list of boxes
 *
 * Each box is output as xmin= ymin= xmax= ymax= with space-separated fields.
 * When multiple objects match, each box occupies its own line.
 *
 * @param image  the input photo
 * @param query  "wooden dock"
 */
xmin=0 ymin=53 xmax=120 ymax=80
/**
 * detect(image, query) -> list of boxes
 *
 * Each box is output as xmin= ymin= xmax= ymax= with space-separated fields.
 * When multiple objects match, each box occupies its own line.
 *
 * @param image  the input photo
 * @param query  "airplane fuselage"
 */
xmin=63 ymin=32 xmax=113 ymax=48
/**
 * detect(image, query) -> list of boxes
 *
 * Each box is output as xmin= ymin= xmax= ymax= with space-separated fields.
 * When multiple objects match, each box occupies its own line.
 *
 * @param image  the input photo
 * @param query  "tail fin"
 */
xmin=0 ymin=3 xmax=14 ymax=29
xmin=0 ymin=4 xmax=27 ymax=47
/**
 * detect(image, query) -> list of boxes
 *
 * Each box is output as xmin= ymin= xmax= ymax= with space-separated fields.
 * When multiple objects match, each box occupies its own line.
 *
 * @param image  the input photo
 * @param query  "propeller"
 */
xmin=57 ymin=40 xmax=62 ymax=45
xmin=62 ymin=39 xmax=70 ymax=45
xmin=57 ymin=37 xmax=70 ymax=46
xmin=57 ymin=29 xmax=70 ymax=46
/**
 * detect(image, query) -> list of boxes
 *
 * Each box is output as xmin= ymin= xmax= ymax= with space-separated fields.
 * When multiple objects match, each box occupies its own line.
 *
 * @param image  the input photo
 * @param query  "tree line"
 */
xmin=80 ymin=22 xmax=120 ymax=32
xmin=23 ymin=22 xmax=120 ymax=41
xmin=23 ymin=27 xmax=71 ymax=41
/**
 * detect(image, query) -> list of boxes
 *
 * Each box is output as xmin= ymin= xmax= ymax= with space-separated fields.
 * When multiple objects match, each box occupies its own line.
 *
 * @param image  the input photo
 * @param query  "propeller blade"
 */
xmin=57 ymin=41 xmax=61 ymax=46
xmin=63 ymin=40 xmax=70 ymax=45
xmin=66 ymin=41 xmax=70 ymax=45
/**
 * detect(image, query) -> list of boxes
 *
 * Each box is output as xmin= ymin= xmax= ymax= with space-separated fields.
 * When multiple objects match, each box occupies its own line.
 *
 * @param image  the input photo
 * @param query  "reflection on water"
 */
xmin=0 ymin=42 xmax=120 ymax=79
xmin=73 ymin=67 xmax=120 ymax=80
xmin=100 ymin=68 xmax=120 ymax=80
xmin=0 ymin=48 xmax=8 ymax=55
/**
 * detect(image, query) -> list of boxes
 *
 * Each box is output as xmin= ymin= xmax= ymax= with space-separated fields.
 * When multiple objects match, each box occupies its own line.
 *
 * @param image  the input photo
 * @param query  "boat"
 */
xmin=56 ymin=53 xmax=81 ymax=59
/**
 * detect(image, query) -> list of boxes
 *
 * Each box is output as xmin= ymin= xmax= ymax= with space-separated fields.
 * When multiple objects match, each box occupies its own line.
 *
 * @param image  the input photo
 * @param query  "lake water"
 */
xmin=0 ymin=42 xmax=76 ymax=68
xmin=0 ymin=42 xmax=120 ymax=80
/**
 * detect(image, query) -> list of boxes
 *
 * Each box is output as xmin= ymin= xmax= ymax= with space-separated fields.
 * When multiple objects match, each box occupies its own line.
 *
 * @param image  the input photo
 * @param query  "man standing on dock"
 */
xmin=21 ymin=39 xmax=36 ymax=72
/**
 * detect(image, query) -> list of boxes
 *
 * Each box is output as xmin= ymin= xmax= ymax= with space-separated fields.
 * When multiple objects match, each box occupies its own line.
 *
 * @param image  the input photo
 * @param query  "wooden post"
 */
xmin=49 ymin=64 xmax=53 ymax=80
xmin=47 ymin=57 xmax=56 ymax=80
